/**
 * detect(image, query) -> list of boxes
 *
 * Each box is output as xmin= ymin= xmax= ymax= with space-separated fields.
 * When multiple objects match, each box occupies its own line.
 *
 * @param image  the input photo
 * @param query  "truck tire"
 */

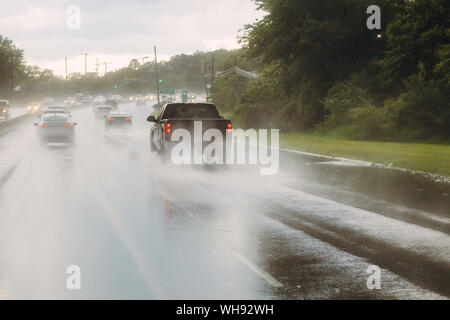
xmin=160 ymin=146 xmax=170 ymax=163
xmin=150 ymin=133 xmax=157 ymax=153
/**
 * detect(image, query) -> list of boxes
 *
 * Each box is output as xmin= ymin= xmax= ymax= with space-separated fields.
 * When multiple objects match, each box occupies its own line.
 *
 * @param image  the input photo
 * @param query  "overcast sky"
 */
xmin=0 ymin=0 xmax=264 ymax=75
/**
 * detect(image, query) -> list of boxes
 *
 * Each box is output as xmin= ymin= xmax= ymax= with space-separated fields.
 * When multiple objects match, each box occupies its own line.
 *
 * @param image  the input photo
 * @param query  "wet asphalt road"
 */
xmin=0 ymin=103 xmax=449 ymax=299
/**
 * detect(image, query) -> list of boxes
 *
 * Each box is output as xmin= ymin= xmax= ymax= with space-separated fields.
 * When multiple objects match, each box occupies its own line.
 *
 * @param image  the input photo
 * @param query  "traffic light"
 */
xmin=113 ymin=84 xmax=118 ymax=89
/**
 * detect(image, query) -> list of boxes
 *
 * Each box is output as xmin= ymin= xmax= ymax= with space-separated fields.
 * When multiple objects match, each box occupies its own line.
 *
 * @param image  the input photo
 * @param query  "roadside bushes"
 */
xmin=386 ymin=77 xmax=450 ymax=140
xmin=318 ymin=67 xmax=450 ymax=141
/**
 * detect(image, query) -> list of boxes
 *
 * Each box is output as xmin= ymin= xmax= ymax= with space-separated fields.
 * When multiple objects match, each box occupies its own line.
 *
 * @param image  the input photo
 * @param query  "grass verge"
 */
xmin=280 ymin=133 xmax=450 ymax=176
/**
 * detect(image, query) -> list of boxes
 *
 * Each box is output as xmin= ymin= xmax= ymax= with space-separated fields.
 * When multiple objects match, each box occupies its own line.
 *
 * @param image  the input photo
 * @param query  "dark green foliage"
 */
xmin=234 ymin=0 xmax=449 ymax=141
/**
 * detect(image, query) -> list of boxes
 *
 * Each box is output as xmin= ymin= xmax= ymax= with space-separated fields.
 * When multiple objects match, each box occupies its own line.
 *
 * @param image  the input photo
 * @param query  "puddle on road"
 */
xmin=280 ymin=151 xmax=450 ymax=216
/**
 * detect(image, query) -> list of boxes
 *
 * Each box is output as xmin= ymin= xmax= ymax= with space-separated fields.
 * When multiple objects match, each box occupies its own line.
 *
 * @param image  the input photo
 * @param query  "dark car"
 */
xmin=94 ymin=105 xmax=113 ymax=119
xmin=105 ymin=111 xmax=132 ymax=129
xmin=0 ymin=100 xmax=10 ymax=120
xmin=34 ymin=114 xmax=77 ymax=144
xmin=134 ymin=95 xmax=146 ymax=106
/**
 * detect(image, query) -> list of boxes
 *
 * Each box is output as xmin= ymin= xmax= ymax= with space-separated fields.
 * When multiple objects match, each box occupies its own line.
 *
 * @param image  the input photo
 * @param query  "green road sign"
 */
xmin=160 ymin=89 xmax=175 ymax=95
xmin=181 ymin=89 xmax=188 ymax=103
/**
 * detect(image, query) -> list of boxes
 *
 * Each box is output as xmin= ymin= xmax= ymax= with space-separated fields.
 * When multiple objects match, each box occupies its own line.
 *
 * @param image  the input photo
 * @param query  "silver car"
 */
xmin=34 ymin=114 xmax=77 ymax=144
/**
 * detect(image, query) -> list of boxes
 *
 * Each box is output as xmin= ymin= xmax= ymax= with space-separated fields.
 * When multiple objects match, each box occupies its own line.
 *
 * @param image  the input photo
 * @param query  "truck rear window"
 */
xmin=162 ymin=104 xmax=220 ymax=119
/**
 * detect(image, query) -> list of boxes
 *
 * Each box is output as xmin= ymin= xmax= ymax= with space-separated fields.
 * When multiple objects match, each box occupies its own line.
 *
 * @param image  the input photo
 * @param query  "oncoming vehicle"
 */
xmin=0 ymin=100 xmax=10 ymax=119
xmin=105 ymin=111 xmax=132 ymax=129
xmin=41 ymin=98 xmax=55 ymax=108
xmin=34 ymin=114 xmax=77 ymax=144
xmin=92 ymin=96 xmax=106 ymax=107
xmin=94 ymin=105 xmax=112 ymax=119
xmin=27 ymin=102 xmax=41 ymax=114
xmin=147 ymin=103 xmax=232 ymax=163
xmin=64 ymin=97 xmax=75 ymax=106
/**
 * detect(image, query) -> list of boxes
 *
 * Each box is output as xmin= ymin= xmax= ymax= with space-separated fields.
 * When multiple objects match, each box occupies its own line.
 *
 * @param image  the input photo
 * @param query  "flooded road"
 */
xmin=0 ymin=103 xmax=448 ymax=299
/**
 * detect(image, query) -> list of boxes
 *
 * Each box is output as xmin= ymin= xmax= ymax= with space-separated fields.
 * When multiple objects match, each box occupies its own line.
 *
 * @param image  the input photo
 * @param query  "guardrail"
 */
xmin=0 ymin=113 xmax=32 ymax=135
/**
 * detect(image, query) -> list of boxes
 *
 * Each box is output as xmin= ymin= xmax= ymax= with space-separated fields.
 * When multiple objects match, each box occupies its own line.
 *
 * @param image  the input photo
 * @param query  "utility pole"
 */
xmin=205 ymin=75 xmax=209 ymax=102
xmin=65 ymin=56 xmax=68 ymax=93
xmin=9 ymin=47 xmax=14 ymax=102
xmin=138 ymin=56 xmax=149 ymax=93
xmin=80 ymin=52 xmax=90 ymax=77
xmin=154 ymin=46 xmax=160 ymax=106
xmin=211 ymin=54 xmax=215 ymax=84
xmin=95 ymin=56 xmax=100 ymax=77
xmin=235 ymin=55 xmax=240 ymax=95
xmin=102 ymin=62 xmax=111 ymax=76
xmin=65 ymin=57 xmax=68 ymax=81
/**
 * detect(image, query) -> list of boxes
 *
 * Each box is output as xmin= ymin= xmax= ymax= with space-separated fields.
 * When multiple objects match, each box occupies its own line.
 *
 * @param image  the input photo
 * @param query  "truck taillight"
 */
xmin=226 ymin=122 xmax=232 ymax=134
xmin=165 ymin=123 xmax=171 ymax=135
xmin=40 ymin=124 xmax=48 ymax=127
xmin=64 ymin=123 xmax=72 ymax=128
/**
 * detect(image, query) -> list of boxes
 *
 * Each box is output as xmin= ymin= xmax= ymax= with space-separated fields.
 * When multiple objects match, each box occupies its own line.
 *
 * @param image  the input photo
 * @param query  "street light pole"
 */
xmin=65 ymin=56 xmax=68 ymax=93
xmin=80 ymin=52 xmax=90 ymax=77
xmin=95 ymin=56 xmax=100 ymax=77
xmin=102 ymin=62 xmax=111 ymax=76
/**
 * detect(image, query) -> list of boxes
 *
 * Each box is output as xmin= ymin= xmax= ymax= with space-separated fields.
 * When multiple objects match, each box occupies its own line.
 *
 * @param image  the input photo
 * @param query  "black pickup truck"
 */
xmin=146 ymin=103 xmax=232 ymax=163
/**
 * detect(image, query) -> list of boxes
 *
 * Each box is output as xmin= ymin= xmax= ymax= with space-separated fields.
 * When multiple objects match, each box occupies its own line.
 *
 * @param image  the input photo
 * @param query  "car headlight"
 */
xmin=2 ymin=109 xmax=6 ymax=113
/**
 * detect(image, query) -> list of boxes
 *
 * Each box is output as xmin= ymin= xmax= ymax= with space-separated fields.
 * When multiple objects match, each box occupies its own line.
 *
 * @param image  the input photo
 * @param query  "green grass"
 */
xmin=280 ymin=133 xmax=450 ymax=176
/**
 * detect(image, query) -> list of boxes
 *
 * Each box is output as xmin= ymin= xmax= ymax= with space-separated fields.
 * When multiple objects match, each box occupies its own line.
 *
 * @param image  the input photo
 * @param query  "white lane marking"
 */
xmin=232 ymin=251 xmax=283 ymax=288
xmin=95 ymin=190 xmax=168 ymax=299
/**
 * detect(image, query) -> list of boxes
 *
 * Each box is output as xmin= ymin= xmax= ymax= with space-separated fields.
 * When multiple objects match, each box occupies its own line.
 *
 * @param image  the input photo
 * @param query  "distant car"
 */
xmin=0 ymin=100 xmax=10 ymax=119
xmin=81 ymin=96 xmax=93 ymax=105
xmin=105 ymin=111 xmax=132 ymax=129
xmin=135 ymin=95 xmax=146 ymax=106
xmin=111 ymin=95 xmax=122 ymax=103
xmin=34 ymin=114 xmax=77 ymax=144
xmin=64 ymin=97 xmax=75 ymax=106
xmin=75 ymin=93 xmax=84 ymax=102
xmin=41 ymin=98 xmax=55 ymax=108
xmin=27 ymin=102 xmax=41 ymax=114
xmin=93 ymin=96 xmax=106 ymax=106
xmin=94 ymin=105 xmax=113 ymax=119
xmin=105 ymin=98 xmax=119 ymax=110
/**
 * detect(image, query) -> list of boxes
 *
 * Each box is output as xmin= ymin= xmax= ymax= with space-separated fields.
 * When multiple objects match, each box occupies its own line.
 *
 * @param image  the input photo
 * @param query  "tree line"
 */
xmin=224 ymin=0 xmax=449 ymax=141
